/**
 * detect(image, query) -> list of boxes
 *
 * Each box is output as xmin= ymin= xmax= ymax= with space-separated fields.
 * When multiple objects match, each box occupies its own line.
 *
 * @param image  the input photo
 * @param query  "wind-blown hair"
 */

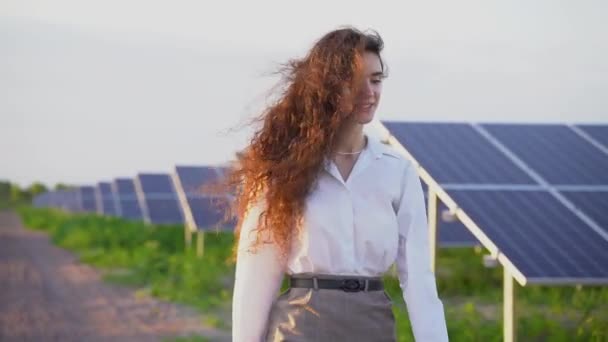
xmin=210 ymin=27 xmax=386 ymax=259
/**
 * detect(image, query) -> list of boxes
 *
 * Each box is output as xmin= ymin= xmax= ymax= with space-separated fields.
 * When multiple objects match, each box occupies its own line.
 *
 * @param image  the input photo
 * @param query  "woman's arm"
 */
xmin=395 ymin=162 xmax=449 ymax=341
xmin=232 ymin=199 xmax=285 ymax=342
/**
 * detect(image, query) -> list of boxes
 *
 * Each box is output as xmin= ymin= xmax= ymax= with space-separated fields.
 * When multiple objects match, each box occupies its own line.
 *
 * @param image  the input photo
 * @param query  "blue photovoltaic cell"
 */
xmin=96 ymin=182 xmax=118 ymax=216
xmin=32 ymin=192 xmax=47 ymax=207
xmin=436 ymin=202 xmax=478 ymax=247
xmin=39 ymin=191 xmax=53 ymax=208
xmin=52 ymin=190 xmax=79 ymax=212
xmin=383 ymin=121 xmax=537 ymax=185
xmin=561 ymin=191 xmax=608 ymax=234
xmin=138 ymin=174 xmax=176 ymax=193
xmin=78 ymin=186 xmax=97 ymax=212
xmin=136 ymin=173 xmax=183 ymax=225
xmin=35 ymin=191 xmax=76 ymax=209
xmin=421 ymin=183 xmax=478 ymax=247
xmin=114 ymin=178 xmax=138 ymax=196
xmin=448 ymin=189 xmax=608 ymax=281
xmin=483 ymin=124 xmax=608 ymax=185
xmin=577 ymin=124 xmax=608 ymax=148
xmin=120 ymin=201 xmax=143 ymax=221
xmin=112 ymin=178 xmax=143 ymax=221
xmin=175 ymin=166 xmax=221 ymax=194
xmin=187 ymin=197 xmax=234 ymax=231
xmin=145 ymin=199 xmax=184 ymax=225
xmin=174 ymin=166 xmax=234 ymax=231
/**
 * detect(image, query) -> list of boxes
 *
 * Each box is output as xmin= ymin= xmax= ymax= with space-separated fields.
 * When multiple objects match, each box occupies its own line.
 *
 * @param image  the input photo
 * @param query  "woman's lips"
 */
xmin=357 ymin=103 xmax=374 ymax=111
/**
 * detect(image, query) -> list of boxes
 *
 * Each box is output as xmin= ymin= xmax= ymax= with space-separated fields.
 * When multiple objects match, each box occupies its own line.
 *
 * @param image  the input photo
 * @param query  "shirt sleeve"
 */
xmin=395 ymin=162 xmax=449 ymax=341
xmin=232 ymin=198 xmax=286 ymax=342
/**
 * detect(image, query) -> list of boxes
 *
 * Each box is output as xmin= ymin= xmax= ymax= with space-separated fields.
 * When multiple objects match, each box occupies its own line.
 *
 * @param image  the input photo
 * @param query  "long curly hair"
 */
xmin=209 ymin=27 xmax=386 ymax=259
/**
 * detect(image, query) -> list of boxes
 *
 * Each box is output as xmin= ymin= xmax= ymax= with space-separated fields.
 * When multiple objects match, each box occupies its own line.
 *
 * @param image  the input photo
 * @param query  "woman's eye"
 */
xmin=371 ymin=79 xmax=382 ymax=84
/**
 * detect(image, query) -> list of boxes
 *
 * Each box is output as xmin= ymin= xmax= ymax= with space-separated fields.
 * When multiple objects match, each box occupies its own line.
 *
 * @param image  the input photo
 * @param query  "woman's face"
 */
xmin=351 ymin=51 xmax=384 ymax=124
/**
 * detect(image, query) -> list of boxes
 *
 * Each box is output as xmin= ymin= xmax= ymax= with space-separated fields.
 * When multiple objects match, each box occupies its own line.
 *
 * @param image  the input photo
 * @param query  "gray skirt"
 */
xmin=265 ymin=275 xmax=396 ymax=342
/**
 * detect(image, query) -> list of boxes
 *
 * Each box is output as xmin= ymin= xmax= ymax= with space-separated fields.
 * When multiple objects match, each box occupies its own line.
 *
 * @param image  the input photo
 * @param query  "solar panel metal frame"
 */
xmin=421 ymin=182 xmax=480 ymax=247
xmin=573 ymin=124 xmax=608 ymax=154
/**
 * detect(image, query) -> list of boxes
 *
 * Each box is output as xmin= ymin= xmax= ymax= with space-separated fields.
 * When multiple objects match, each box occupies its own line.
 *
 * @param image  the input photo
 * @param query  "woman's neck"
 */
xmin=333 ymin=123 xmax=366 ymax=155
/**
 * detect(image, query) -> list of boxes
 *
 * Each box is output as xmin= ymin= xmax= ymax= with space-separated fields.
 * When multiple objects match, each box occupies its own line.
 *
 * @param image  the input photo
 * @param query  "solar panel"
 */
xmin=561 ymin=190 xmax=608 ymax=233
xmin=173 ymin=166 xmax=234 ymax=231
xmin=32 ymin=192 xmax=46 ymax=207
xmin=144 ymin=199 xmax=184 ymax=225
xmin=175 ymin=166 xmax=221 ymax=194
xmin=186 ymin=197 xmax=229 ymax=230
xmin=383 ymin=121 xmax=608 ymax=284
xmin=384 ymin=122 xmax=511 ymax=246
xmin=482 ymin=124 xmax=608 ymax=185
xmin=33 ymin=192 xmax=52 ymax=208
xmin=95 ymin=182 xmax=118 ymax=216
xmin=77 ymin=186 xmax=97 ymax=213
xmin=112 ymin=178 xmax=143 ymax=221
xmin=138 ymin=174 xmax=176 ymax=193
xmin=384 ymin=122 xmax=537 ymax=185
xmin=421 ymin=182 xmax=479 ymax=247
xmin=577 ymin=124 xmax=608 ymax=148
xmin=449 ymin=189 xmax=608 ymax=282
xmin=54 ymin=189 xmax=79 ymax=212
xmin=435 ymin=202 xmax=478 ymax=247
xmin=135 ymin=173 xmax=183 ymax=225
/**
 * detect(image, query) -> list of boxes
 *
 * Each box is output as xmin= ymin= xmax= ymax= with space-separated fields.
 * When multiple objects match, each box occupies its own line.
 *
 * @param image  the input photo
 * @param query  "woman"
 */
xmin=226 ymin=27 xmax=448 ymax=341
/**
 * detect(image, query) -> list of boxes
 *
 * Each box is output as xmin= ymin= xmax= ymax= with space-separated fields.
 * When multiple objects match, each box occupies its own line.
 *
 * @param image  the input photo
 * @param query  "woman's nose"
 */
xmin=360 ymin=81 xmax=374 ymax=96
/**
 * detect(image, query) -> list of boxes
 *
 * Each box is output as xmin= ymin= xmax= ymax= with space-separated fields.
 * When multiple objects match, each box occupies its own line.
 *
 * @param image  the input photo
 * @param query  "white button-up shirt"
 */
xmin=232 ymin=135 xmax=449 ymax=341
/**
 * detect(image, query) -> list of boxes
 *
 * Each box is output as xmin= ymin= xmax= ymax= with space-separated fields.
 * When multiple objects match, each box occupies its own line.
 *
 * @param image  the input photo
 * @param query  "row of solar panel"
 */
xmin=32 ymin=166 xmax=482 ymax=246
xmin=32 ymin=166 xmax=232 ymax=231
xmin=32 ymin=122 xmax=608 ymax=284
xmin=383 ymin=122 xmax=608 ymax=284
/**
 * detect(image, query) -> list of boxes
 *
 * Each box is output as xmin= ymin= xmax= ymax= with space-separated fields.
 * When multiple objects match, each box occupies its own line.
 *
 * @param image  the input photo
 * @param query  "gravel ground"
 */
xmin=0 ymin=210 xmax=231 ymax=342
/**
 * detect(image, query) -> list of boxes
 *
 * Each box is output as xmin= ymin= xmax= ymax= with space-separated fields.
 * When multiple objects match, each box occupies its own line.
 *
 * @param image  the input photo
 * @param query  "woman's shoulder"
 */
xmin=369 ymin=137 xmax=409 ymax=165
xmin=367 ymin=136 xmax=416 ymax=179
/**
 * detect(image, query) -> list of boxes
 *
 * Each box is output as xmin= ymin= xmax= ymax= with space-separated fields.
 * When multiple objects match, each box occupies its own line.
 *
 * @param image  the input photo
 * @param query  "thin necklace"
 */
xmin=335 ymin=137 xmax=367 ymax=155
xmin=335 ymin=149 xmax=363 ymax=155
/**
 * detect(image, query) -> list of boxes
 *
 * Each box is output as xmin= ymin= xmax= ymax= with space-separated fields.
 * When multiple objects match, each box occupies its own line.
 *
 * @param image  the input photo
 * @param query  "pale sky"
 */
xmin=1 ymin=0 xmax=607 ymax=187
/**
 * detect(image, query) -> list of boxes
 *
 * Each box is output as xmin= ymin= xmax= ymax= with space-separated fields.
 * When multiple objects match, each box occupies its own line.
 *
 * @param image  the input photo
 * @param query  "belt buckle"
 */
xmin=340 ymin=279 xmax=363 ymax=292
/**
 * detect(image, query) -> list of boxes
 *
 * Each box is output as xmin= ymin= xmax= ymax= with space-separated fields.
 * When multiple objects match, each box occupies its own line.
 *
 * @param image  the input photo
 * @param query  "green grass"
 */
xmin=20 ymin=207 xmax=234 ymax=311
xmin=18 ymin=207 xmax=608 ymax=341
xmin=383 ymin=248 xmax=608 ymax=341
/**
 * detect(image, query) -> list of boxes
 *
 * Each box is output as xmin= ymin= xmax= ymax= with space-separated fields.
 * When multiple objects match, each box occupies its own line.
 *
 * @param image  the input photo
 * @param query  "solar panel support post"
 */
xmin=196 ymin=231 xmax=205 ymax=258
xmin=134 ymin=178 xmax=151 ymax=225
xmin=94 ymin=186 xmax=103 ymax=215
xmin=171 ymin=170 xmax=197 ymax=252
xmin=427 ymin=187 xmax=439 ymax=273
xmin=184 ymin=226 xmax=192 ymax=250
xmin=504 ymin=268 xmax=518 ymax=342
xmin=112 ymin=186 xmax=122 ymax=218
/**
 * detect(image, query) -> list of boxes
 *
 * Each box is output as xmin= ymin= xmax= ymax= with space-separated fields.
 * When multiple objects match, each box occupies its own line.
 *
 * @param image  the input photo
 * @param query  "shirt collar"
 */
xmin=365 ymin=134 xmax=385 ymax=160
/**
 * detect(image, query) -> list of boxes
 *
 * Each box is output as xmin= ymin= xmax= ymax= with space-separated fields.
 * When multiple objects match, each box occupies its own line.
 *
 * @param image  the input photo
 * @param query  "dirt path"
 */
xmin=0 ymin=211 xmax=231 ymax=342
